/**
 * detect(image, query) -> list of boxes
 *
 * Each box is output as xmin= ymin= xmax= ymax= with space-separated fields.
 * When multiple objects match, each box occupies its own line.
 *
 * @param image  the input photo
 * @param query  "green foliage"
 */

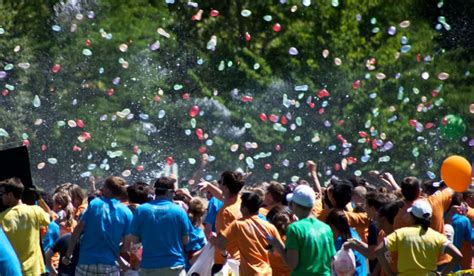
xmin=0 ymin=0 xmax=472 ymax=189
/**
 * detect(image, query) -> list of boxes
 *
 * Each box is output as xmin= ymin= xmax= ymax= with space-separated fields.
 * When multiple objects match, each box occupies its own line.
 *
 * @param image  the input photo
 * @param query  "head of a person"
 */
xmin=267 ymin=205 xmax=293 ymax=238
xmin=188 ymin=197 xmax=207 ymax=226
xmin=264 ymin=181 xmax=285 ymax=207
xmin=102 ymin=176 xmax=127 ymax=199
xmin=53 ymin=190 xmax=72 ymax=212
xmin=127 ymin=182 xmax=149 ymax=204
xmin=352 ymin=185 xmax=367 ymax=206
xmin=218 ymin=171 xmax=244 ymax=198
xmin=69 ymin=184 xmax=86 ymax=208
xmin=376 ymin=200 xmax=403 ymax=232
xmin=240 ymin=192 xmax=263 ymax=216
xmin=154 ymin=177 xmax=176 ymax=198
xmin=400 ymin=176 xmax=421 ymax=202
xmin=462 ymin=188 xmax=474 ymax=208
xmin=286 ymin=185 xmax=315 ymax=215
xmin=326 ymin=209 xmax=351 ymax=240
xmin=408 ymin=199 xmax=432 ymax=231
xmin=330 ymin=179 xmax=353 ymax=209
xmin=0 ymin=177 xmax=24 ymax=207
xmin=366 ymin=191 xmax=389 ymax=220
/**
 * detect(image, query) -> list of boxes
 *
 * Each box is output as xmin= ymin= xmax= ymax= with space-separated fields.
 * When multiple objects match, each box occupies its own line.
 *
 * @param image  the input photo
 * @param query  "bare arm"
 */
xmin=198 ymin=180 xmax=224 ymax=201
xmin=440 ymin=243 xmax=462 ymax=275
xmin=63 ymin=220 xmax=85 ymax=265
xmin=267 ymin=236 xmax=299 ymax=270
xmin=307 ymin=161 xmax=322 ymax=196
xmin=374 ymin=241 xmax=396 ymax=276
xmin=45 ymin=248 xmax=58 ymax=276
xmin=343 ymin=239 xmax=371 ymax=259
xmin=188 ymin=154 xmax=209 ymax=186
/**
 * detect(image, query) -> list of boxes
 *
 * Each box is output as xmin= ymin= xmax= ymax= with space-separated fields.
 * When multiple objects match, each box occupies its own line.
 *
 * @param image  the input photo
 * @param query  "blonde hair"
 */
xmin=53 ymin=191 xmax=75 ymax=229
xmin=188 ymin=197 xmax=207 ymax=226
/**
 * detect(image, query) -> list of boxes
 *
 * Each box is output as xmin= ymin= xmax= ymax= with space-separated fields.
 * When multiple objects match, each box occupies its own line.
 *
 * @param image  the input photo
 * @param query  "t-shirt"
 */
xmin=450 ymin=214 xmax=472 ymax=270
xmin=203 ymin=196 xmax=223 ymax=232
xmin=385 ymin=225 xmax=449 ymax=276
xmin=130 ymin=199 xmax=193 ymax=269
xmin=51 ymin=233 xmax=80 ymax=275
xmin=317 ymin=208 xmax=369 ymax=243
xmin=78 ymin=197 xmax=133 ymax=265
xmin=285 ymin=217 xmax=336 ymax=276
xmin=0 ymin=204 xmax=50 ymax=275
xmin=74 ymin=203 xmax=87 ymax=221
xmin=186 ymin=224 xmax=206 ymax=252
xmin=466 ymin=207 xmax=474 ymax=241
xmin=394 ymin=189 xmax=453 ymax=265
xmin=334 ymin=228 xmax=368 ymax=276
xmin=0 ymin=227 xmax=22 ymax=276
xmin=221 ymin=215 xmax=282 ymax=276
xmin=215 ymin=196 xmax=242 ymax=264
xmin=43 ymin=221 xmax=60 ymax=251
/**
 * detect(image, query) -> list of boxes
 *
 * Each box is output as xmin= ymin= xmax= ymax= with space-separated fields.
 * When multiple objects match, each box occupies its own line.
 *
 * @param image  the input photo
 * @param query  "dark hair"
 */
xmin=411 ymin=213 xmax=431 ymax=231
xmin=349 ymin=176 xmax=367 ymax=187
xmin=104 ymin=176 xmax=127 ymax=198
xmin=267 ymin=181 xmax=285 ymax=204
xmin=450 ymin=192 xmax=464 ymax=208
xmin=267 ymin=205 xmax=292 ymax=237
xmin=326 ymin=209 xmax=352 ymax=241
xmin=378 ymin=201 xmax=404 ymax=225
xmin=241 ymin=192 xmax=263 ymax=214
xmin=366 ymin=192 xmax=389 ymax=210
xmin=0 ymin=177 xmax=24 ymax=199
xmin=154 ymin=177 xmax=176 ymax=196
xmin=401 ymin=177 xmax=420 ymax=202
xmin=322 ymin=188 xmax=333 ymax=208
xmin=221 ymin=171 xmax=244 ymax=195
xmin=127 ymin=183 xmax=149 ymax=204
xmin=331 ymin=179 xmax=353 ymax=209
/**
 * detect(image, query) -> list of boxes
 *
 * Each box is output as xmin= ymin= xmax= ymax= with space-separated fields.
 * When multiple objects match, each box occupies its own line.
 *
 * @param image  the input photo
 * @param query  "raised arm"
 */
xmin=307 ymin=160 xmax=322 ymax=196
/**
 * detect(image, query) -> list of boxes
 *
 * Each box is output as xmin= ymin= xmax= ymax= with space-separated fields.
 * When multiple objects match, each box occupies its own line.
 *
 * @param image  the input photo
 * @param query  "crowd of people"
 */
xmin=0 ymin=158 xmax=473 ymax=276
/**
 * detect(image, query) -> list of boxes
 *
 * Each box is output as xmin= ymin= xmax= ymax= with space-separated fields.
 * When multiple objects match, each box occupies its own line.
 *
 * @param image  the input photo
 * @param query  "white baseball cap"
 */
xmin=286 ymin=185 xmax=315 ymax=208
xmin=407 ymin=199 xmax=432 ymax=219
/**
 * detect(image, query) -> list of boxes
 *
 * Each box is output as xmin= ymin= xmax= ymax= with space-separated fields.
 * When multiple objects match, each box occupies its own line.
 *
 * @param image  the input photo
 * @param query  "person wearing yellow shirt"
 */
xmin=0 ymin=177 xmax=51 ymax=276
xmin=375 ymin=200 xmax=462 ymax=276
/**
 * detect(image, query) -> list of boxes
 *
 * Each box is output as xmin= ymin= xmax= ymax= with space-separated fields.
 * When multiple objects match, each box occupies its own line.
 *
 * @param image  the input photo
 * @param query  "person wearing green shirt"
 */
xmin=268 ymin=184 xmax=336 ymax=275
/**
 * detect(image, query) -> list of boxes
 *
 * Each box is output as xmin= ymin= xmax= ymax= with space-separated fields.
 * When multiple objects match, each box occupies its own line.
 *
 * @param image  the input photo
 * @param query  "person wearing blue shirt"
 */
xmin=0 ymin=227 xmax=22 ymax=276
xmin=42 ymin=221 xmax=60 ymax=252
xmin=125 ymin=176 xmax=192 ymax=276
xmin=326 ymin=209 xmax=368 ymax=276
xmin=63 ymin=176 xmax=133 ymax=276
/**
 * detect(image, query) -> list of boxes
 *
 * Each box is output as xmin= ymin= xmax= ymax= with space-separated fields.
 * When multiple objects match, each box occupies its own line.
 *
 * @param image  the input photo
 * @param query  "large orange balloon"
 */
xmin=440 ymin=155 xmax=472 ymax=192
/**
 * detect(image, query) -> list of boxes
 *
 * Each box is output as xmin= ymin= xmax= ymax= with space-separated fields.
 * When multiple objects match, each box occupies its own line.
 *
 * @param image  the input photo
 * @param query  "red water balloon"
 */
xmin=136 ymin=165 xmax=144 ymax=172
xmin=317 ymin=89 xmax=330 ymax=98
xmin=51 ymin=64 xmax=61 ymax=74
xmin=242 ymin=95 xmax=253 ymax=102
xmin=318 ymin=108 xmax=325 ymax=114
xmin=280 ymin=116 xmax=288 ymax=125
xmin=22 ymin=139 xmax=30 ymax=147
xmin=272 ymin=23 xmax=281 ymax=32
xmin=76 ymin=119 xmax=85 ymax=128
xmin=72 ymin=145 xmax=82 ymax=152
xmin=264 ymin=163 xmax=272 ymax=170
xmin=81 ymin=132 xmax=91 ymax=140
xmin=153 ymin=95 xmax=161 ymax=102
xmin=85 ymin=39 xmax=91 ymax=46
xmin=307 ymin=102 xmax=315 ymax=109
xmin=352 ymin=80 xmax=360 ymax=90
xmin=1 ymin=89 xmax=8 ymax=96
xmin=245 ymin=32 xmax=251 ymax=41
xmin=275 ymin=144 xmax=281 ymax=151
xmin=166 ymin=156 xmax=174 ymax=165
xmin=408 ymin=119 xmax=417 ymax=127
xmin=198 ymin=146 xmax=207 ymax=154
xmin=41 ymin=144 xmax=47 ymax=151
xmin=195 ymin=128 xmax=204 ymax=140
xmin=182 ymin=93 xmax=190 ymax=100
xmin=259 ymin=113 xmax=267 ymax=122
xmin=269 ymin=114 xmax=279 ymax=123
xmin=189 ymin=105 xmax=200 ymax=117
xmin=210 ymin=9 xmax=219 ymax=17
xmin=133 ymin=145 xmax=140 ymax=154
xmin=358 ymin=131 xmax=368 ymax=138
xmin=107 ymin=88 xmax=115 ymax=96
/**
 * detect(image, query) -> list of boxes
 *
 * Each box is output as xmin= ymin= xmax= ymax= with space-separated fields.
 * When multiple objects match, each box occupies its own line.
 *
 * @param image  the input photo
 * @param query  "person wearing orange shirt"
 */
xmin=393 ymin=177 xmax=454 ymax=267
xmin=217 ymin=192 xmax=283 ymax=276
xmin=205 ymin=171 xmax=244 ymax=275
